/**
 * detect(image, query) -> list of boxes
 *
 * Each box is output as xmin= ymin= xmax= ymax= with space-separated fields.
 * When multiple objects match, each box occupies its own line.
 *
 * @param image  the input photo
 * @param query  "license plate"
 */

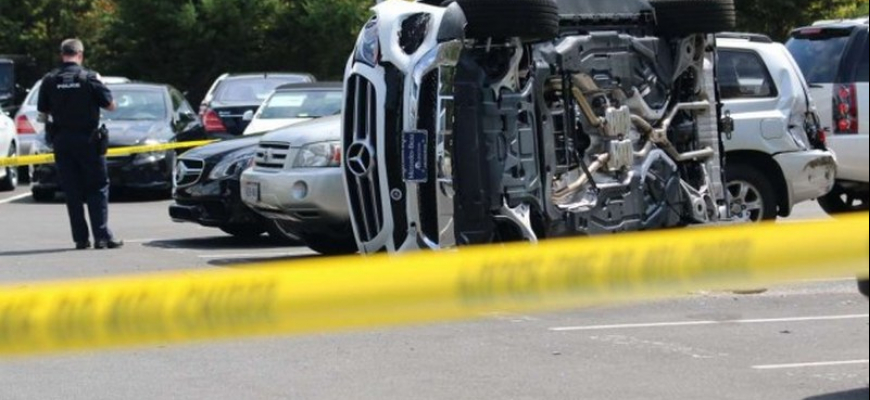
xmin=402 ymin=130 xmax=428 ymax=183
xmin=243 ymin=181 xmax=260 ymax=202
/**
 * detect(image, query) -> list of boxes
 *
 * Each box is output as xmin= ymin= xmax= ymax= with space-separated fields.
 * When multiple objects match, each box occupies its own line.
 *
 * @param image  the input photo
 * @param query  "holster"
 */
xmin=91 ymin=124 xmax=109 ymax=155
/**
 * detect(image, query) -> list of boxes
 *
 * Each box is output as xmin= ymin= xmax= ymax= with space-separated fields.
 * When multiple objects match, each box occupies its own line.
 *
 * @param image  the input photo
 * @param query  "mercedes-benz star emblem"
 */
xmin=346 ymin=141 xmax=375 ymax=177
xmin=175 ymin=162 xmax=189 ymax=184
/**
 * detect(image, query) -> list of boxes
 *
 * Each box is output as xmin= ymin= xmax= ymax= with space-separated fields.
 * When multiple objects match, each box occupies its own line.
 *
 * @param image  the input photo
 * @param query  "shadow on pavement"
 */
xmin=208 ymin=253 xmax=318 ymax=268
xmin=0 ymin=248 xmax=75 ymax=258
xmin=7 ymin=186 xmax=171 ymax=205
xmin=805 ymin=388 xmax=869 ymax=400
xmin=144 ymin=235 xmax=302 ymax=251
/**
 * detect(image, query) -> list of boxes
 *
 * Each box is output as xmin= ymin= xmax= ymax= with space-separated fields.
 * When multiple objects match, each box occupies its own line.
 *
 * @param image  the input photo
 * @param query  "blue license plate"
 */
xmin=402 ymin=130 xmax=428 ymax=183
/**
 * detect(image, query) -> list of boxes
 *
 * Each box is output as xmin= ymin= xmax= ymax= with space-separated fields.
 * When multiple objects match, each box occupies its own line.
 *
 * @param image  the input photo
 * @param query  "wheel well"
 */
xmin=726 ymin=151 xmax=791 ymax=217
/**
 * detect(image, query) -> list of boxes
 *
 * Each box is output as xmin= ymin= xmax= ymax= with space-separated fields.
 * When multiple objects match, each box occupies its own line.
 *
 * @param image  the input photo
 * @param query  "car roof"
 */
xmin=223 ymin=73 xmax=315 ymax=81
xmin=274 ymin=82 xmax=342 ymax=91
xmin=106 ymin=82 xmax=170 ymax=91
xmin=717 ymin=32 xmax=774 ymax=44
xmin=793 ymin=17 xmax=869 ymax=33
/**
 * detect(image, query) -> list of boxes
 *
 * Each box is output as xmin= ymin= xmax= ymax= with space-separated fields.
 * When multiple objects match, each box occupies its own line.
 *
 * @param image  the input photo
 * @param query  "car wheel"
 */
xmin=219 ymin=224 xmax=265 ymax=239
xmin=304 ymin=234 xmax=359 ymax=256
xmin=0 ymin=146 xmax=19 ymax=192
xmin=859 ymin=279 xmax=869 ymax=298
xmin=17 ymin=164 xmax=33 ymax=184
xmin=650 ymin=0 xmax=737 ymax=37
xmin=726 ymin=164 xmax=777 ymax=222
xmin=31 ymin=187 xmax=55 ymax=203
xmin=817 ymin=184 xmax=869 ymax=215
xmin=455 ymin=0 xmax=560 ymax=42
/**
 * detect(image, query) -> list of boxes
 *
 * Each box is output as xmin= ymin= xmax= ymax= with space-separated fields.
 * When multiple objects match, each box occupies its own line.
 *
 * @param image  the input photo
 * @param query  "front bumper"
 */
xmin=171 ymin=176 xmax=262 ymax=228
xmin=33 ymin=151 xmax=174 ymax=191
xmin=241 ymin=167 xmax=350 ymax=236
xmin=774 ymin=150 xmax=837 ymax=207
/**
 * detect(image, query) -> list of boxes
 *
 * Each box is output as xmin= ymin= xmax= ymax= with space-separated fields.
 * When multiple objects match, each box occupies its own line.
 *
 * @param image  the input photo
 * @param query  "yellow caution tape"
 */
xmin=0 ymin=140 xmax=217 ymax=168
xmin=0 ymin=214 xmax=867 ymax=357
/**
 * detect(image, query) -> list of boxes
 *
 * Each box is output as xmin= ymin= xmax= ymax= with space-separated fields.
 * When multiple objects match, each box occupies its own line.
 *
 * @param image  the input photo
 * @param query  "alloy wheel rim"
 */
xmin=728 ymin=180 xmax=764 ymax=222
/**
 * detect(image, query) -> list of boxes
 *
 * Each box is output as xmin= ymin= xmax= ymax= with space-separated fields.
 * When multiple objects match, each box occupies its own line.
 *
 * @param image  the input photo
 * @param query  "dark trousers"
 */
xmin=53 ymin=133 xmax=113 ymax=244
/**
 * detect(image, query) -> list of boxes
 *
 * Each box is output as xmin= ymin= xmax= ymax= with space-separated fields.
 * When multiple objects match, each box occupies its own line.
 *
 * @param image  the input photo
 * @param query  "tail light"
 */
xmin=15 ymin=115 xmax=36 ymax=135
xmin=833 ymin=84 xmax=859 ymax=134
xmin=202 ymin=109 xmax=227 ymax=133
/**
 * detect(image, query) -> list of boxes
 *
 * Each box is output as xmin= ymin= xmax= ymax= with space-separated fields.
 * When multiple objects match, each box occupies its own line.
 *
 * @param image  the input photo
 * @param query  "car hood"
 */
xmin=104 ymin=120 xmax=171 ymax=147
xmin=259 ymin=115 xmax=341 ymax=146
xmin=179 ymin=134 xmax=263 ymax=161
xmin=243 ymin=118 xmax=312 ymax=135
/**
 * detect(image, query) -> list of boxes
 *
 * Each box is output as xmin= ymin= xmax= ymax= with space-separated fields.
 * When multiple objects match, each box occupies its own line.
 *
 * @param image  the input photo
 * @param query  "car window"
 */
xmin=26 ymin=82 xmax=42 ymax=106
xmin=855 ymin=37 xmax=869 ymax=83
xmin=786 ymin=29 xmax=852 ymax=83
xmin=102 ymin=89 xmax=168 ymax=121
xmin=259 ymin=90 xmax=343 ymax=120
xmin=717 ymin=50 xmax=777 ymax=100
xmin=213 ymin=77 xmax=310 ymax=103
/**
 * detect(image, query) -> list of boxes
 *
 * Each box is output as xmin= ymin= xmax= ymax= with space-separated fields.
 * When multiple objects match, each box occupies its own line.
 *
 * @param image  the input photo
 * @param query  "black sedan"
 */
xmin=199 ymin=73 xmax=315 ymax=138
xmin=169 ymin=136 xmax=295 ymax=242
xmin=32 ymin=83 xmax=205 ymax=201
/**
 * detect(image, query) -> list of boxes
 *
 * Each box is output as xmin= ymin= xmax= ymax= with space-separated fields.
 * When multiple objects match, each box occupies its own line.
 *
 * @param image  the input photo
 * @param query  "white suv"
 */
xmin=718 ymin=34 xmax=836 ymax=221
xmin=787 ymin=18 xmax=869 ymax=214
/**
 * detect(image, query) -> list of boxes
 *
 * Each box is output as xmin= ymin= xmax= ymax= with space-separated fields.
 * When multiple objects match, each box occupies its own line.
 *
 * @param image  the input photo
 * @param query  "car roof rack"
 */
xmin=716 ymin=32 xmax=773 ymax=43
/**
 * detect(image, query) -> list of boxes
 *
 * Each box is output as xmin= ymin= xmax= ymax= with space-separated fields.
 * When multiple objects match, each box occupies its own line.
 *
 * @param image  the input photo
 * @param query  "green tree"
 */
xmin=735 ymin=0 xmax=867 ymax=40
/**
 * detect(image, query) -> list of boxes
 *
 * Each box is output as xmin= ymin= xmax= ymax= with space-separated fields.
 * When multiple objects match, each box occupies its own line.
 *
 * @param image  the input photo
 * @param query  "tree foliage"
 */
xmin=1 ymin=0 xmax=867 ymax=102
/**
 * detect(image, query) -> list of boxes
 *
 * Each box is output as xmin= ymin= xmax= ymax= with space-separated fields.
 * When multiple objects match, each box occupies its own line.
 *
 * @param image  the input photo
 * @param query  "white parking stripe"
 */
xmin=0 ymin=193 xmax=32 ymax=205
xmin=550 ymin=314 xmax=870 ymax=332
xmin=753 ymin=360 xmax=869 ymax=370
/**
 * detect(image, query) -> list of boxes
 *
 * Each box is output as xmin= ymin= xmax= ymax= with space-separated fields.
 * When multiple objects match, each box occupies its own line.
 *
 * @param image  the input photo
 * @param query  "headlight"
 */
xmin=209 ymin=150 xmax=255 ymax=180
xmin=293 ymin=141 xmax=341 ymax=168
xmin=134 ymin=138 xmax=170 ymax=164
xmin=354 ymin=17 xmax=380 ymax=66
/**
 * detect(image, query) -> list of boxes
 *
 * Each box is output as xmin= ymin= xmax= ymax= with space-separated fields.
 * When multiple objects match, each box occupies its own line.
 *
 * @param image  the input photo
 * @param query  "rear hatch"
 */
xmin=208 ymin=76 xmax=313 ymax=136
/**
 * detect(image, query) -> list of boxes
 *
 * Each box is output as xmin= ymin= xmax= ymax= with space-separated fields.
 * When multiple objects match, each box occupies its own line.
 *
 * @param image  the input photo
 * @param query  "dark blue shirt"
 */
xmin=37 ymin=62 xmax=113 ymax=134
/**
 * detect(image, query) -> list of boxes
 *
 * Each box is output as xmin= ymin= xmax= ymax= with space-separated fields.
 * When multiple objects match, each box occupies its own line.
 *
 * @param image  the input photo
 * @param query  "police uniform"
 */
xmin=37 ymin=62 xmax=116 ymax=248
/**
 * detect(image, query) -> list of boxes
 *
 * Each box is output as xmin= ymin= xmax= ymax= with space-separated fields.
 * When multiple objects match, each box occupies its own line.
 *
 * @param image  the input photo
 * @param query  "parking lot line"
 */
xmin=752 ymin=360 xmax=869 ymax=370
xmin=549 ymin=314 xmax=870 ymax=332
xmin=0 ymin=193 xmax=31 ymax=205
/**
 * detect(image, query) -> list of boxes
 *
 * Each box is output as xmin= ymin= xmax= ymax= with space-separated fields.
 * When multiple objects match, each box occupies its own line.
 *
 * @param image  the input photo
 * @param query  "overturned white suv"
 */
xmin=343 ymin=0 xmax=738 ymax=253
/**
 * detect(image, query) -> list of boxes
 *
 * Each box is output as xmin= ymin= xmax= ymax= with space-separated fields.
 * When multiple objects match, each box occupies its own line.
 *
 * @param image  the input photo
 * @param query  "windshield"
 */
xmin=214 ymin=77 xmax=310 ymax=104
xmin=786 ymin=30 xmax=852 ymax=83
xmin=102 ymin=89 xmax=167 ymax=121
xmin=259 ymin=90 xmax=343 ymax=119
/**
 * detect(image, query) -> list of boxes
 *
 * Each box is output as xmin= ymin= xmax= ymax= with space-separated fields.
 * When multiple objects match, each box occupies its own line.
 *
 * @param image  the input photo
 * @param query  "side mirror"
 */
xmin=242 ymin=110 xmax=255 ymax=122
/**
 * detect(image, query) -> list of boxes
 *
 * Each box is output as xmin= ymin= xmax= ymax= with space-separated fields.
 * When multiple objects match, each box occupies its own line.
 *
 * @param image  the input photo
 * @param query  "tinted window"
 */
xmin=102 ymin=89 xmax=168 ymax=121
xmin=786 ymin=29 xmax=852 ymax=83
xmin=717 ymin=50 xmax=777 ymax=99
xmin=0 ymin=63 xmax=13 ymax=95
xmin=259 ymin=90 xmax=343 ymax=119
xmin=26 ymin=82 xmax=42 ymax=105
xmin=856 ymin=38 xmax=869 ymax=82
xmin=213 ymin=77 xmax=309 ymax=103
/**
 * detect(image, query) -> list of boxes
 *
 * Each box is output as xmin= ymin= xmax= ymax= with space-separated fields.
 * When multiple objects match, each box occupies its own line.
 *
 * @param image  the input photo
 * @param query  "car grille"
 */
xmin=175 ymin=158 xmax=205 ymax=187
xmin=344 ymin=74 xmax=384 ymax=243
xmin=254 ymin=142 xmax=291 ymax=170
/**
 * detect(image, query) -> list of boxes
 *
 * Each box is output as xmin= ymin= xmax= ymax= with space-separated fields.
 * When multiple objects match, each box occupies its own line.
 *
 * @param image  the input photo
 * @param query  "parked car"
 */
xmin=786 ymin=17 xmax=869 ymax=214
xmin=0 ymin=110 xmax=18 ymax=191
xmin=199 ymin=73 xmax=316 ymax=138
xmin=343 ymin=0 xmax=735 ymax=253
xmin=15 ymin=76 xmax=131 ymax=181
xmin=240 ymin=116 xmax=355 ymax=255
xmin=169 ymin=135 xmax=296 ymax=242
xmin=717 ymin=33 xmax=835 ymax=222
xmin=31 ymin=82 xmax=204 ymax=201
xmin=242 ymin=82 xmax=343 ymax=136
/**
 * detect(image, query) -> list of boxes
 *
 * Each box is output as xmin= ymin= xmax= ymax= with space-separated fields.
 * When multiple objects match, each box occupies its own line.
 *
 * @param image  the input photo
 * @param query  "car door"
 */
xmin=718 ymin=47 xmax=801 ymax=154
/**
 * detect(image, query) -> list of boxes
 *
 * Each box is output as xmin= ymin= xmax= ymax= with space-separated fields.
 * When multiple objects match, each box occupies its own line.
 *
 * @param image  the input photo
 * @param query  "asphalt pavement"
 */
xmin=0 ymin=186 xmax=867 ymax=400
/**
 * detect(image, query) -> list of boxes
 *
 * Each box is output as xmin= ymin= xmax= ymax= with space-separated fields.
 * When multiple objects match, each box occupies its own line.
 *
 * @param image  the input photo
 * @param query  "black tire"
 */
xmin=31 ymin=187 xmax=55 ymax=203
xmin=0 ymin=146 xmax=18 ymax=192
xmin=859 ymin=279 xmax=869 ymax=298
xmin=817 ymin=184 xmax=869 ymax=215
xmin=650 ymin=0 xmax=736 ymax=37
xmin=219 ymin=224 xmax=265 ymax=239
xmin=726 ymin=164 xmax=777 ymax=222
xmin=304 ymin=234 xmax=359 ymax=256
xmin=17 ymin=164 xmax=33 ymax=184
xmin=455 ymin=0 xmax=560 ymax=42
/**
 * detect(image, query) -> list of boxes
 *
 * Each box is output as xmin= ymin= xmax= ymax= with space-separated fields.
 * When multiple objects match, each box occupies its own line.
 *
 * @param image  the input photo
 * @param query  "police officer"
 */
xmin=37 ymin=39 xmax=123 ymax=250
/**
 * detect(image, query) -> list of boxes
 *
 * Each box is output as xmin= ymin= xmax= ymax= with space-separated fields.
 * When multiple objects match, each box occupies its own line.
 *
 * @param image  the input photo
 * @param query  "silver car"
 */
xmin=240 ymin=115 xmax=355 ymax=255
